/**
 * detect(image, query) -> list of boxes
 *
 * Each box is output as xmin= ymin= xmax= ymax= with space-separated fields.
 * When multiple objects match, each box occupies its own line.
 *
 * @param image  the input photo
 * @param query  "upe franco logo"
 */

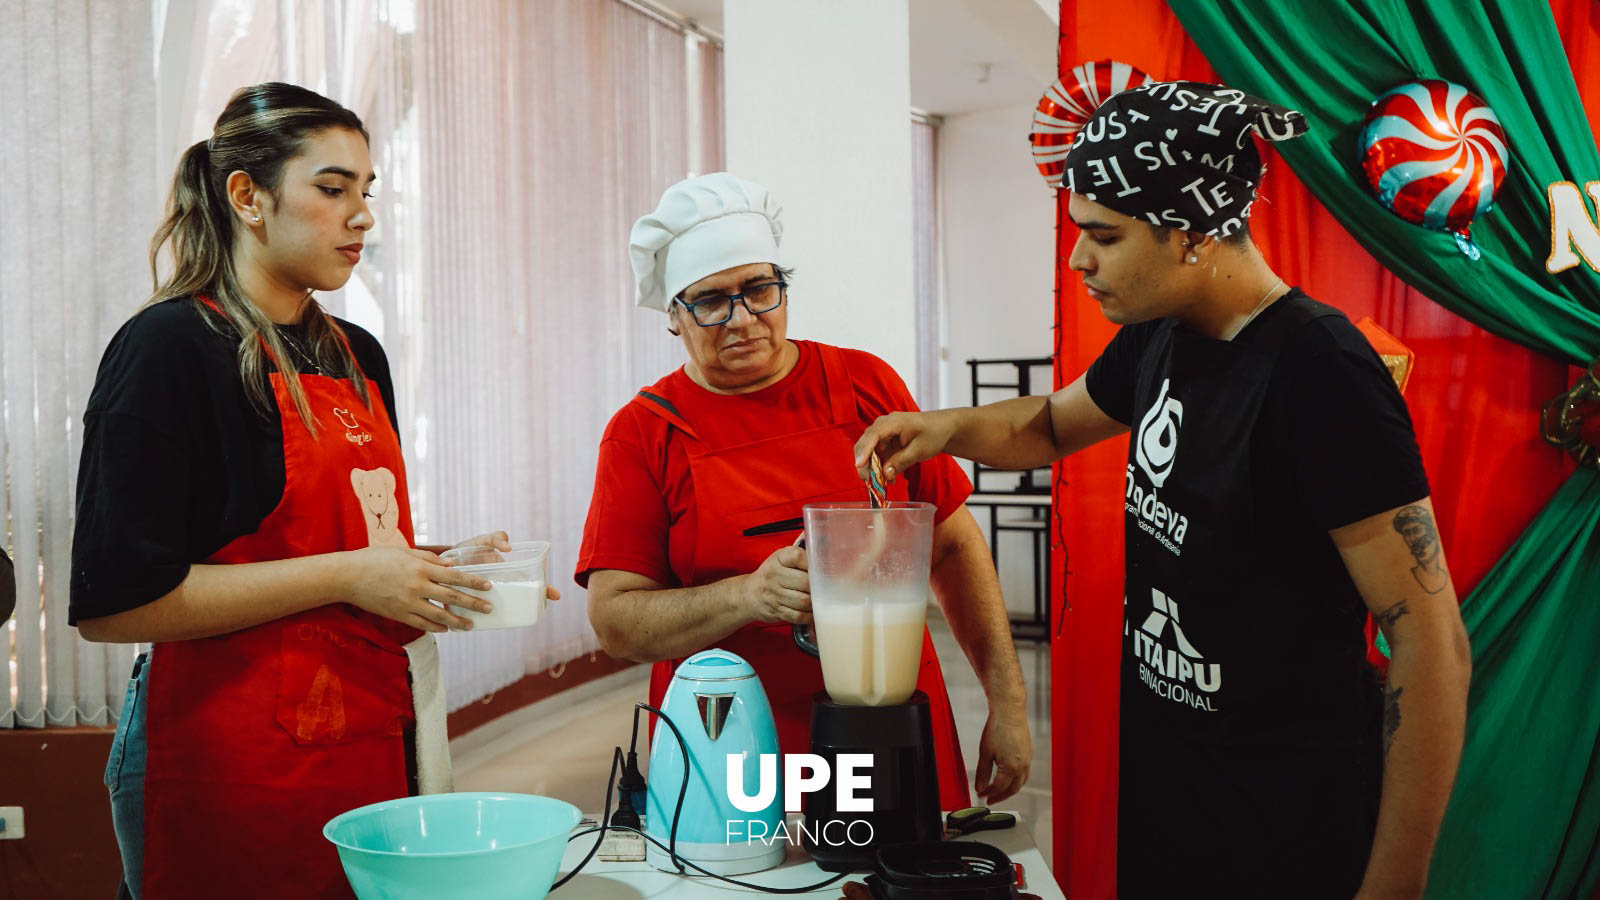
xmin=724 ymin=753 xmax=875 ymax=848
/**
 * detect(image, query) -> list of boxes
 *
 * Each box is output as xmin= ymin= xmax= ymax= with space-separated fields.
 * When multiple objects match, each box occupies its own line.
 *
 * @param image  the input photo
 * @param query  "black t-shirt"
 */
xmin=69 ymin=298 xmax=398 ymax=625
xmin=1088 ymin=290 xmax=1429 ymax=896
xmin=1086 ymin=288 xmax=1429 ymax=556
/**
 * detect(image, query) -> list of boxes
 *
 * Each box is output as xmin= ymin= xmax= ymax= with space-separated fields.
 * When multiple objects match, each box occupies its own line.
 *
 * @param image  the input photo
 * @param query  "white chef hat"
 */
xmin=629 ymin=172 xmax=783 ymax=313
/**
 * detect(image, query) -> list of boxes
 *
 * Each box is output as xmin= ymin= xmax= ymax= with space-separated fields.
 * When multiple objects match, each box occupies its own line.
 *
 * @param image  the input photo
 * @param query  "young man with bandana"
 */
xmin=854 ymin=82 xmax=1471 ymax=898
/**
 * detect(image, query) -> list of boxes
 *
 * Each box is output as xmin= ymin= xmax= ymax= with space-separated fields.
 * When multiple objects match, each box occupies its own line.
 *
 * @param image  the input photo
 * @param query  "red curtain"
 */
xmin=1554 ymin=0 xmax=1600 ymax=141
xmin=1047 ymin=2 xmax=1587 ymax=896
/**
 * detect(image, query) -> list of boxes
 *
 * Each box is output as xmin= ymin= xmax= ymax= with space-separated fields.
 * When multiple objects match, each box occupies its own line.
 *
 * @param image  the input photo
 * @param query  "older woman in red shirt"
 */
xmin=578 ymin=173 xmax=1031 ymax=811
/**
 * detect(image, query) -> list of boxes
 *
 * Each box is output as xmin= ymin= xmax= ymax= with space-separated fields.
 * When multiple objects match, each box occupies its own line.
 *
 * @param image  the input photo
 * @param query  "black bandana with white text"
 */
xmin=1061 ymin=81 xmax=1309 ymax=236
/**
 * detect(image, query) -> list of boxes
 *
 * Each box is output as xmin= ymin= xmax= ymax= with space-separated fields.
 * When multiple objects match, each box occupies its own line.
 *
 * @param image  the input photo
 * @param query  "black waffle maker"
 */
xmin=863 ymin=842 xmax=1021 ymax=899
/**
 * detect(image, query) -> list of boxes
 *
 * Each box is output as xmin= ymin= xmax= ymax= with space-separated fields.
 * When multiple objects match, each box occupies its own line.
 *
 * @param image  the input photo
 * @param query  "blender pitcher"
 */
xmin=801 ymin=502 xmax=935 ymax=706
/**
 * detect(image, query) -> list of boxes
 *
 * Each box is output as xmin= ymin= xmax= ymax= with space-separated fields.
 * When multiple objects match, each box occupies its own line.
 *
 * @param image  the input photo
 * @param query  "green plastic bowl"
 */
xmin=324 ymin=792 xmax=579 ymax=900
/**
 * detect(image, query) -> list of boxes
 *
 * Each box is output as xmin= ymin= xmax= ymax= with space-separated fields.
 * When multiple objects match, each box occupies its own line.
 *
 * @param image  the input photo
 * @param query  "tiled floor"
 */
xmin=451 ymin=609 xmax=1054 ymax=856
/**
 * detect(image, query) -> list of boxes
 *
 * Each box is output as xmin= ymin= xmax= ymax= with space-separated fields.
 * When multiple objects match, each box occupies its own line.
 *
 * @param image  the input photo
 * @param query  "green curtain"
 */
xmin=1169 ymin=0 xmax=1600 ymax=363
xmin=1443 ymin=468 xmax=1600 ymax=899
xmin=1165 ymin=1 xmax=1600 ymax=897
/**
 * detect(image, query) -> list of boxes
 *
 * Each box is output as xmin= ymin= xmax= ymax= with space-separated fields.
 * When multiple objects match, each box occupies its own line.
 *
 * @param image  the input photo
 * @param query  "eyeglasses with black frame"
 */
xmin=674 ymin=279 xmax=787 ymax=327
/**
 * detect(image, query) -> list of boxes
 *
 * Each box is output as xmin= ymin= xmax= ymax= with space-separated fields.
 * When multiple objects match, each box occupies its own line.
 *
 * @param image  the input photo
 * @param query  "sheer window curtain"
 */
xmin=2 ymin=0 xmax=720 ymax=728
xmin=1 ymin=2 xmax=157 ymax=727
xmin=412 ymin=0 xmax=717 ymax=708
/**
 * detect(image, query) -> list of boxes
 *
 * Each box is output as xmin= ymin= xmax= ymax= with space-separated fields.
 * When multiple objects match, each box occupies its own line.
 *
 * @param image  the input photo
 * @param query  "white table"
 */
xmin=553 ymin=812 xmax=1064 ymax=899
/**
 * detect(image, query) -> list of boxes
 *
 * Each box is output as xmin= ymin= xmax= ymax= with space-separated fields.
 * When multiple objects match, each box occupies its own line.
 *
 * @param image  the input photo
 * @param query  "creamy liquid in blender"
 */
xmin=812 ymin=585 xmax=927 ymax=706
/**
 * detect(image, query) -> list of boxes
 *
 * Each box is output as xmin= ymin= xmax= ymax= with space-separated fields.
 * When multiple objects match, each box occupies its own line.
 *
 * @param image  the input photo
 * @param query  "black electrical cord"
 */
xmin=635 ymin=701 xmax=691 ymax=871
xmin=565 ymin=825 xmax=851 ymax=895
xmin=550 ymin=743 xmax=624 ymax=890
xmin=619 ymin=706 xmax=646 ymax=811
xmin=551 ymin=701 xmax=858 ymax=895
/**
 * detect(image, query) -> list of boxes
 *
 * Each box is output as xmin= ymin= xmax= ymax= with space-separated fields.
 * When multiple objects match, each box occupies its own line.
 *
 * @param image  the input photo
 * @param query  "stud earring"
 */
xmin=1187 ymin=255 xmax=1199 ymax=264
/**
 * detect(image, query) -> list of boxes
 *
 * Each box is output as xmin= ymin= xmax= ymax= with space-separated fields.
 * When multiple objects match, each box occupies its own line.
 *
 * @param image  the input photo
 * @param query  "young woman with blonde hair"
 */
xmin=71 ymin=82 xmax=549 ymax=898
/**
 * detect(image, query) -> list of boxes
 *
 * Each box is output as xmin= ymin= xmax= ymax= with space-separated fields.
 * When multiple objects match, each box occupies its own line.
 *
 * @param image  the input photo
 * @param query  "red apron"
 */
xmin=637 ymin=343 xmax=971 ymax=810
xmin=141 ymin=301 xmax=422 ymax=898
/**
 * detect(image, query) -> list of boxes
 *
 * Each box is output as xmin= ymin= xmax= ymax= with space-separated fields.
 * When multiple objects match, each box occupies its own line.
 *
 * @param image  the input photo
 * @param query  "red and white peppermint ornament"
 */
xmin=1030 ymin=59 xmax=1155 ymax=188
xmin=1359 ymin=79 xmax=1509 ymax=259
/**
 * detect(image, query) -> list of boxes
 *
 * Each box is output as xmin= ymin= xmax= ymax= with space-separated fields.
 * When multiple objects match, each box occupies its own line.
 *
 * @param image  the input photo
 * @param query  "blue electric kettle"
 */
xmin=645 ymin=649 xmax=786 ymax=876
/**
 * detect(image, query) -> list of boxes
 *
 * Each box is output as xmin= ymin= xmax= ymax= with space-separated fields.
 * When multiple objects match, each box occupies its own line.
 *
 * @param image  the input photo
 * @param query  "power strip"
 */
xmin=597 ymin=830 xmax=646 ymax=862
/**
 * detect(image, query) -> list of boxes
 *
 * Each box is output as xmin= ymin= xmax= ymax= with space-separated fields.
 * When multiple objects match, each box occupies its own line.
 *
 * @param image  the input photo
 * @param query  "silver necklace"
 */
xmin=279 ymin=292 xmax=321 ymax=373
xmin=1226 ymin=278 xmax=1285 ymax=341
xmin=277 ymin=327 xmax=322 ymax=374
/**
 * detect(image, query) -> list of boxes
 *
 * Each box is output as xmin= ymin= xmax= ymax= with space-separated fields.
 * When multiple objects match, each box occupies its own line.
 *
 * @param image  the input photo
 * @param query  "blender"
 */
xmin=795 ymin=501 xmax=943 ymax=871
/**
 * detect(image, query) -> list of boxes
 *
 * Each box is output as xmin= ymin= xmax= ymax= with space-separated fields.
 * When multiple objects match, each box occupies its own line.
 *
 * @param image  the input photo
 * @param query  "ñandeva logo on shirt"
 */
xmin=1135 ymin=378 xmax=1181 ymax=486
xmin=1126 ymin=378 xmax=1189 ymax=556
xmin=1126 ymin=588 xmax=1221 ymax=711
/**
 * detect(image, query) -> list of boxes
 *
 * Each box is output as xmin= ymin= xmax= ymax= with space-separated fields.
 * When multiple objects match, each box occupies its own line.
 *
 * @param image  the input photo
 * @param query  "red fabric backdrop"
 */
xmin=1046 ymin=2 xmax=1591 ymax=897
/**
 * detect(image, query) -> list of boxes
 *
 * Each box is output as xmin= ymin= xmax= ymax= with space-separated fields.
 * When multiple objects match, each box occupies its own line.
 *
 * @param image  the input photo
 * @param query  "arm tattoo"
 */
xmin=1382 ymin=684 xmax=1404 ymax=758
xmin=1374 ymin=599 xmax=1410 ymax=633
xmin=1392 ymin=505 xmax=1449 ymax=594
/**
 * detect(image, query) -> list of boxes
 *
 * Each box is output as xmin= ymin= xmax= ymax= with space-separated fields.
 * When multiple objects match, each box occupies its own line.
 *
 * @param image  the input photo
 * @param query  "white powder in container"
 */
xmin=448 ymin=579 xmax=547 ymax=630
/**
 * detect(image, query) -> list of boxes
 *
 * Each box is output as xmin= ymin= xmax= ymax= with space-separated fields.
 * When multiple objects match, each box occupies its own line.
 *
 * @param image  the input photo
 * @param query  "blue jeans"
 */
xmin=105 ymin=652 xmax=148 ymax=899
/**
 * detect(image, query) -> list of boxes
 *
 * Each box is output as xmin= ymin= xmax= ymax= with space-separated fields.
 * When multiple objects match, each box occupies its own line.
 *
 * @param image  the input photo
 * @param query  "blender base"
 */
xmin=804 ymin=691 xmax=944 ymax=871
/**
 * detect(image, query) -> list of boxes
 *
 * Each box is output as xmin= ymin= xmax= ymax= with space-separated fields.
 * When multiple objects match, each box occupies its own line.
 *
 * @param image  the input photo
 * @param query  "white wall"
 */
xmin=723 ymin=0 xmax=918 ymax=381
xmin=936 ymin=102 xmax=1056 ymax=411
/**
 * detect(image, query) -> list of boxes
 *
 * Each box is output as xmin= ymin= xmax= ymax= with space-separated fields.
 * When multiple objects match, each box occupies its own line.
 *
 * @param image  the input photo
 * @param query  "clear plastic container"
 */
xmin=439 ymin=541 xmax=549 ymax=631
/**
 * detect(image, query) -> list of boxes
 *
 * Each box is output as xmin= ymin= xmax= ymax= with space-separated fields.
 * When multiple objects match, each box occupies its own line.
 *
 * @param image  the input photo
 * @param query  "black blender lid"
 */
xmin=865 ymin=842 xmax=1018 ymax=899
